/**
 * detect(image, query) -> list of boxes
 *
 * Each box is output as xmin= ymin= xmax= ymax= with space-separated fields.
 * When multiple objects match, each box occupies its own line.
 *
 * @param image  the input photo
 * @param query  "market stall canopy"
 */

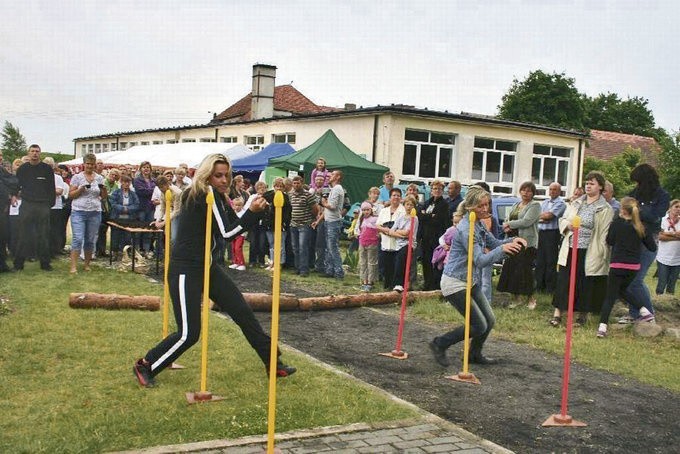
xmin=61 ymin=143 xmax=255 ymax=169
xmin=231 ymin=143 xmax=296 ymax=172
xmin=267 ymin=129 xmax=389 ymax=203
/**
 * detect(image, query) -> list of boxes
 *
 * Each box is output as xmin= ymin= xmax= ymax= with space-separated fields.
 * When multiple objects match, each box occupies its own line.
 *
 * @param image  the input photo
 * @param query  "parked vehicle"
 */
xmin=491 ymin=196 xmax=520 ymax=239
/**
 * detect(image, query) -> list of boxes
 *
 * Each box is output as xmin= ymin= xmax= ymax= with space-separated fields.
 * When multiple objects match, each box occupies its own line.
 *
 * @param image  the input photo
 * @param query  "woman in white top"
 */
xmin=656 ymin=199 xmax=680 ymax=295
xmin=68 ymin=153 xmax=106 ymax=273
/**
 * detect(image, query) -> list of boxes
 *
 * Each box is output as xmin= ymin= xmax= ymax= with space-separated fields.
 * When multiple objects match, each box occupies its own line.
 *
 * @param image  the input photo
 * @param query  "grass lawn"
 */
xmin=408 ymin=268 xmax=680 ymax=393
xmin=0 ymin=257 xmax=417 ymax=453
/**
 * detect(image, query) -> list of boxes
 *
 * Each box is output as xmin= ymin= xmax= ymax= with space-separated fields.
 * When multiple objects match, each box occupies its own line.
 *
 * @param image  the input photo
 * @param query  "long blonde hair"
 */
xmin=620 ymin=196 xmax=645 ymax=238
xmin=456 ymin=185 xmax=490 ymax=217
xmin=186 ymin=153 xmax=232 ymax=205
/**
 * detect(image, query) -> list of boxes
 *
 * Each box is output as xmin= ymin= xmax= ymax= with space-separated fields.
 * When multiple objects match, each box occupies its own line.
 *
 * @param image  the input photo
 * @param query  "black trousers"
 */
xmin=599 ymin=268 xmax=640 ymax=324
xmin=535 ymin=229 xmax=561 ymax=292
xmin=49 ymin=209 xmax=64 ymax=256
xmin=145 ymin=263 xmax=275 ymax=376
xmin=380 ymin=250 xmax=398 ymax=289
xmin=0 ymin=206 xmax=8 ymax=268
xmin=421 ymin=239 xmax=442 ymax=291
xmin=14 ymin=200 xmax=51 ymax=267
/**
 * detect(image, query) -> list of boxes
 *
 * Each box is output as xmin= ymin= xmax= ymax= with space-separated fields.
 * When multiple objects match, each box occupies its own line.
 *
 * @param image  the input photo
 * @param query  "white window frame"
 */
xmin=181 ymin=138 xmax=196 ymax=143
xmin=166 ymin=139 xmax=177 ymax=144
xmin=401 ymin=129 xmax=456 ymax=181
xmin=152 ymin=140 xmax=162 ymax=145
xmin=471 ymin=137 xmax=517 ymax=194
xmin=531 ymin=145 xmax=571 ymax=197
xmin=220 ymin=136 xmax=237 ymax=143
xmin=272 ymin=132 xmax=296 ymax=144
xmin=199 ymin=137 xmax=216 ymax=143
xmin=244 ymin=135 xmax=264 ymax=151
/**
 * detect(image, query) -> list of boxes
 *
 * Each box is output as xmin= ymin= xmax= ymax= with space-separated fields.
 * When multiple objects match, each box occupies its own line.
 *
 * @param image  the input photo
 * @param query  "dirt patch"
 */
xmin=229 ymin=267 xmax=680 ymax=453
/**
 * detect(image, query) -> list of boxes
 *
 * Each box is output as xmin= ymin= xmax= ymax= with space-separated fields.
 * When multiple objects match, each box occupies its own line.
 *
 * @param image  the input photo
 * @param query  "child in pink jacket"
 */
xmin=357 ymin=202 xmax=380 ymax=291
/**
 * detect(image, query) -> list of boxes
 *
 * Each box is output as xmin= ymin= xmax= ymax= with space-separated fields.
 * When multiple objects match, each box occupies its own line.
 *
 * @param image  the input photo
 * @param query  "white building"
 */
xmin=74 ymin=64 xmax=587 ymax=197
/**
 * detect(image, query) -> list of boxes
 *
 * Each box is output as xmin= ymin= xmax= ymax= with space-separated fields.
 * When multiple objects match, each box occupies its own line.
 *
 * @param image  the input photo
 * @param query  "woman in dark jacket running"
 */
xmin=133 ymin=153 xmax=295 ymax=387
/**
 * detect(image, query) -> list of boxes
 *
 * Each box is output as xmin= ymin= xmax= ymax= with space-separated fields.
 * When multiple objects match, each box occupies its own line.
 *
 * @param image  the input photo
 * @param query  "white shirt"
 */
xmin=657 ymin=215 xmax=680 ymax=266
xmin=376 ymin=204 xmax=406 ymax=251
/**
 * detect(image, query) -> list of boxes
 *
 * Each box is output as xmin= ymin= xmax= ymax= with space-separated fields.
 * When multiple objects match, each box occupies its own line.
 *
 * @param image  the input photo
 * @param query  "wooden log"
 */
xmin=69 ymin=293 xmax=160 ymax=311
xmin=233 ymin=293 xmax=300 ymax=311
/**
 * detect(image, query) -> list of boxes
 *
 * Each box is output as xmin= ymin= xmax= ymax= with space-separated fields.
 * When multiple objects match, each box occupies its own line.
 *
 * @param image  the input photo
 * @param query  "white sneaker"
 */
xmin=236 ymin=265 xmax=246 ymax=271
xmin=393 ymin=285 xmax=404 ymax=293
xmin=228 ymin=264 xmax=238 ymax=269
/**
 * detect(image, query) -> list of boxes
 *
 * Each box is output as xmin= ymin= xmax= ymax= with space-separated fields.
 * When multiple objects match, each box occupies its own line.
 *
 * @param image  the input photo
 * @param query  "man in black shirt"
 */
xmin=0 ymin=151 xmax=19 ymax=272
xmin=12 ymin=144 xmax=56 ymax=271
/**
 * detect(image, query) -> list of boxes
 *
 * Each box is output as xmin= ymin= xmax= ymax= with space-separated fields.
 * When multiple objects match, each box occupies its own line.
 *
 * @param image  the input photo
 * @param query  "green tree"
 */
xmin=582 ymin=147 xmax=640 ymax=198
xmin=1 ymin=121 xmax=27 ymax=162
xmin=584 ymin=93 xmax=656 ymax=136
xmin=497 ymin=70 xmax=587 ymax=130
xmin=658 ymin=129 xmax=680 ymax=199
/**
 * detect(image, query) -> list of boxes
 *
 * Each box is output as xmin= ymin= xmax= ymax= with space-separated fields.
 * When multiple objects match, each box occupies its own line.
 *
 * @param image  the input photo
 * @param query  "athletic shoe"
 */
xmin=428 ymin=340 xmax=450 ymax=367
xmin=133 ymin=359 xmax=155 ymax=388
xmin=597 ymin=329 xmax=607 ymax=338
xmin=393 ymin=285 xmax=404 ymax=293
xmin=267 ymin=362 xmax=297 ymax=378
xmin=635 ymin=313 xmax=656 ymax=323
xmin=236 ymin=265 xmax=246 ymax=271
xmin=228 ymin=264 xmax=238 ymax=269
xmin=618 ymin=315 xmax=635 ymax=324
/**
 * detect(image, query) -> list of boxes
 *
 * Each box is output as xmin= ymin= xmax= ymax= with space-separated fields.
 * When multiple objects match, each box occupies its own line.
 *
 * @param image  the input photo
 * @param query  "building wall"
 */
xmin=74 ymin=113 xmax=581 ymax=196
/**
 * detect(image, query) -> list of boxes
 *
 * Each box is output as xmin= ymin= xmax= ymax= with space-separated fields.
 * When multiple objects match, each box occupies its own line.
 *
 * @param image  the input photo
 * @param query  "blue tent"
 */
xmin=231 ymin=143 xmax=295 ymax=172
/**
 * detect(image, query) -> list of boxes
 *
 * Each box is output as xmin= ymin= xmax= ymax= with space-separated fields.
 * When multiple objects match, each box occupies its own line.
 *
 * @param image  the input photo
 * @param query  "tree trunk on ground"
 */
xmin=69 ymin=293 xmax=161 ymax=311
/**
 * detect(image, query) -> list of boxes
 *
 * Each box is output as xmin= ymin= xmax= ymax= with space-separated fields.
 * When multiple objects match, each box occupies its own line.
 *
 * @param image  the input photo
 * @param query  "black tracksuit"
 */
xmin=144 ymin=189 xmax=276 ymax=376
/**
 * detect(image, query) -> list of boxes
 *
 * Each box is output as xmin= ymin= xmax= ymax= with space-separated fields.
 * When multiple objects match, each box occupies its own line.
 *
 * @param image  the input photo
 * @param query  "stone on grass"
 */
xmin=633 ymin=322 xmax=663 ymax=338
xmin=664 ymin=327 xmax=680 ymax=340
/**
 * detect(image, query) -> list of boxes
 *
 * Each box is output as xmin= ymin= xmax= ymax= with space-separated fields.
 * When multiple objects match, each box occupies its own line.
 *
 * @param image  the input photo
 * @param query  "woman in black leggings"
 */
xmin=133 ymin=153 xmax=295 ymax=387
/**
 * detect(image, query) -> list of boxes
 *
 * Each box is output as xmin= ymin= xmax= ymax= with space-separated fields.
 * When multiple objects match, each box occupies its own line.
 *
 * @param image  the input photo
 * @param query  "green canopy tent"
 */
xmin=267 ymin=129 xmax=390 ymax=203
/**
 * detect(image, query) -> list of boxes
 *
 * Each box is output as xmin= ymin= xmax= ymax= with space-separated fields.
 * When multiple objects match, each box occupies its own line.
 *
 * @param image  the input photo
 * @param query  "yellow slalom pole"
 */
xmin=447 ymin=211 xmax=480 ymax=385
xmin=162 ymin=189 xmax=172 ymax=339
xmin=266 ymin=190 xmax=284 ymax=454
xmin=199 ymin=189 xmax=214 ymax=393
xmin=186 ymin=188 xmax=223 ymax=403
xmin=462 ymin=211 xmax=476 ymax=374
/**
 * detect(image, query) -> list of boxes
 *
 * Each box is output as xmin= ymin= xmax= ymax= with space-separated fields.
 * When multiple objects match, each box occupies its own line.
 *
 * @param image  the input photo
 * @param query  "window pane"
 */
xmin=419 ymin=144 xmax=437 ymax=178
xmin=496 ymin=140 xmax=516 ymax=152
xmin=431 ymin=132 xmax=455 ymax=145
xmin=402 ymin=144 xmax=417 ymax=175
xmin=472 ymin=151 xmax=483 ymax=180
xmin=486 ymin=151 xmax=500 ymax=182
xmin=534 ymin=145 xmax=550 ymax=155
xmin=474 ymin=137 xmax=494 ymax=149
xmin=542 ymin=158 xmax=556 ymax=186
xmin=502 ymin=154 xmax=514 ymax=182
xmin=438 ymin=147 xmax=452 ymax=178
xmin=557 ymin=160 xmax=568 ymax=186
xmin=553 ymin=147 xmax=570 ymax=157
xmin=405 ymin=129 xmax=429 ymax=142
xmin=532 ymin=157 xmax=541 ymax=184
xmin=288 ymin=134 xmax=296 ymax=144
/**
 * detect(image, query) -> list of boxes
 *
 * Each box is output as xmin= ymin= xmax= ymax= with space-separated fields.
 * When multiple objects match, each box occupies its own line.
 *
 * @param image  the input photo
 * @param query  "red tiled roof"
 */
xmin=586 ymin=129 xmax=661 ymax=167
xmin=213 ymin=84 xmax=338 ymax=123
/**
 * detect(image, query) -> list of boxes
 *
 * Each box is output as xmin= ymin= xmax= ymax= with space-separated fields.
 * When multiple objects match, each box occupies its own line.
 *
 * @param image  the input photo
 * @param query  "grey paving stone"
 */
xmin=363 ymin=435 xmax=404 ymax=446
xmin=357 ymin=445 xmax=399 ymax=453
xmin=327 ymin=439 xmax=370 ymax=449
xmin=423 ymin=444 xmax=462 ymax=453
xmin=399 ymin=430 xmax=437 ymax=441
xmin=429 ymin=435 xmax=464 ymax=444
xmin=455 ymin=449 xmax=492 ymax=454
xmin=394 ymin=439 xmax=431 ymax=449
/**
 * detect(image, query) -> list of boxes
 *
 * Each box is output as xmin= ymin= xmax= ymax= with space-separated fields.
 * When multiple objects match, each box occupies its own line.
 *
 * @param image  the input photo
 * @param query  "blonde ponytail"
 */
xmin=621 ymin=197 xmax=645 ymax=238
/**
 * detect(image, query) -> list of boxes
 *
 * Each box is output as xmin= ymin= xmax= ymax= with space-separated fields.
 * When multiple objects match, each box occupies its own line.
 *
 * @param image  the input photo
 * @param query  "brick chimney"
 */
xmin=251 ymin=64 xmax=276 ymax=120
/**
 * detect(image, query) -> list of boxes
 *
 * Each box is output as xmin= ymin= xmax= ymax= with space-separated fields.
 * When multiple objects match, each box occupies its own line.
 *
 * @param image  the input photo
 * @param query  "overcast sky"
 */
xmin=1 ymin=0 xmax=678 ymax=154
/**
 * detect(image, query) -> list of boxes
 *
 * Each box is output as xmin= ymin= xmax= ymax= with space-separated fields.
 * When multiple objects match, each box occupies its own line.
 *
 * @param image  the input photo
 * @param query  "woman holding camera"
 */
xmin=68 ymin=153 xmax=107 ymax=274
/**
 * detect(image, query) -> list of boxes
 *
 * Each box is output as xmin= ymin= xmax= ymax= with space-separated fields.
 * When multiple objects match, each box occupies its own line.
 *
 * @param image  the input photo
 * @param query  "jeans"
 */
xmin=481 ymin=264 xmax=493 ymax=304
xmin=314 ymin=221 xmax=326 ymax=272
xmin=433 ymin=285 xmax=495 ymax=354
xmin=324 ymin=220 xmax=344 ymax=278
xmin=625 ymin=244 xmax=656 ymax=317
xmin=656 ymin=261 xmax=680 ymax=295
xmin=71 ymin=210 xmax=102 ymax=253
xmin=290 ymin=225 xmax=311 ymax=274
xmin=266 ymin=230 xmax=287 ymax=265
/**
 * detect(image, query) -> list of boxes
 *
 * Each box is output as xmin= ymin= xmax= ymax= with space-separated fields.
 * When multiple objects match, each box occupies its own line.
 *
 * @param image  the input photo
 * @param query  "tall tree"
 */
xmin=497 ymin=70 xmax=586 ymax=130
xmin=584 ymin=93 xmax=656 ymax=137
xmin=1 ymin=121 xmax=27 ymax=158
xmin=658 ymin=129 xmax=680 ymax=199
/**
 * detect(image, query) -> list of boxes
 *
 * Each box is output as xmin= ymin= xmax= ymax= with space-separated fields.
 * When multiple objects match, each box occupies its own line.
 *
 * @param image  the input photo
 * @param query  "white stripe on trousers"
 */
xmin=151 ymin=273 xmax=189 ymax=371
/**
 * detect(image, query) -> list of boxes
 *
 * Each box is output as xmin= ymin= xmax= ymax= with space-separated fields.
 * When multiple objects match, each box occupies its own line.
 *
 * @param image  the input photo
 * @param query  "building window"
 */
xmin=119 ymin=142 xmax=127 ymax=150
xmin=88 ymin=144 xmax=94 ymax=152
xmin=220 ymin=136 xmax=237 ymax=143
xmin=199 ymin=138 xmax=216 ymax=143
xmin=81 ymin=144 xmax=86 ymax=154
xmin=531 ymin=145 xmax=571 ymax=196
xmin=95 ymin=144 xmax=101 ymax=153
xmin=245 ymin=135 xmax=264 ymax=151
xmin=111 ymin=143 xmax=117 ymax=151
xmin=272 ymin=133 xmax=296 ymax=144
xmin=401 ymin=129 xmax=455 ymax=180
xmin=153 ymin=140 xmax=162 ymax=145
xmin=129 ymin=142 xmax=138 ymax=147
xmin=102 ymin=143 xmax=108 ymax=152
xmin=181 ymin=138 xmax=196 ymax=143
xmin=471 ymin=137 xmax=517 ymax=194
xmin=166 ymin=139 xmax=177 ymax=144
xmin=140 ymin=141 xmax=149 ymax=146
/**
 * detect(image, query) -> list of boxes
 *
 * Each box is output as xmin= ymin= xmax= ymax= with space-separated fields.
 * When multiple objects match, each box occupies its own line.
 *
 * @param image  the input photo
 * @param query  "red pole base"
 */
xmin=445 ymin=372 xmax=481 ymax=385
xmin=185 ymin=391 xmax=225 ymax=404
xmin=378 ymin=351 xmax=409 ymax=360
xmin=170 ymin=362 xmax=185 ymax=370
xmin=542 ymin=414 xmax=587 ymax=427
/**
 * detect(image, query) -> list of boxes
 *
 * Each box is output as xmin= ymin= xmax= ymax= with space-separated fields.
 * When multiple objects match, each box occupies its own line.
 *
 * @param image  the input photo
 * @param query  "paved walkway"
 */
xmin=124 ymin=416 xmax=511 ymax=453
